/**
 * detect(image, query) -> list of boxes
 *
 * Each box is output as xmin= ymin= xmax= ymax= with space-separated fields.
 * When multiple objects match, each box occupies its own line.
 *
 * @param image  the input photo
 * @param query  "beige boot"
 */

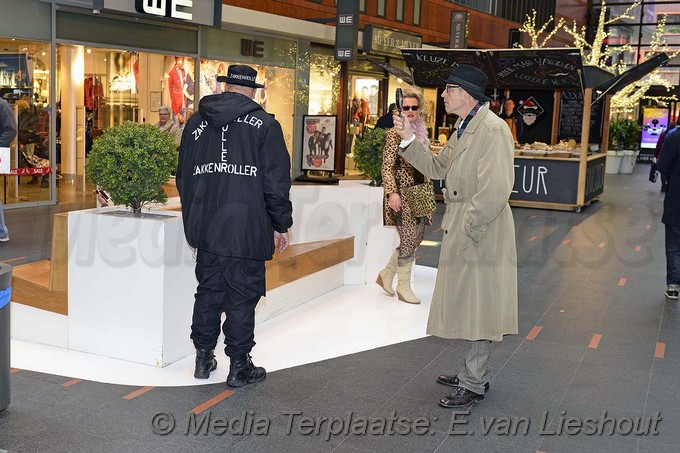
xmin=396 ymin=259 xmax=421 ymax=304
xmin=376 ymin=250 xmax=399 ymax=296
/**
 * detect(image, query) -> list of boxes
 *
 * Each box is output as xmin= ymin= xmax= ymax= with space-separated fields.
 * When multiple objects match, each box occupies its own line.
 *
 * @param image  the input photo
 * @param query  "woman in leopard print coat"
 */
xmin=376 ymin=89 xmax=433 ymax=304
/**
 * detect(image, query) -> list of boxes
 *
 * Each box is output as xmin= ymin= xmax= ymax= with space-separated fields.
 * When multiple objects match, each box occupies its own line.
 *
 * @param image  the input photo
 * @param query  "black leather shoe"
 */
xmin=437 ymin=374 xmax=490 ymax=392
xmin=226 ymin=354 xmax=266 ymax=387
xmin=194 ymin=348 xmax=218 ymax=379
xmin=438 ymin=386 xmax=484 ymax=409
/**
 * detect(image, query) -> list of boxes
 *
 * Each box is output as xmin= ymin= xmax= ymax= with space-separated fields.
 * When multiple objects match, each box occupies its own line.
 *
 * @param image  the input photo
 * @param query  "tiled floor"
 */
xmin=2 ymin=164 xmax=680 ymax=452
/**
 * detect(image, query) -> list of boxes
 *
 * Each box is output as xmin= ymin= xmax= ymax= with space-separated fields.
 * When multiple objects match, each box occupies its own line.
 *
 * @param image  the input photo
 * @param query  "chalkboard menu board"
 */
xmin=557 ymin=90 xmax=604 ymax=143
xmin=511 ymin=158 xmax=579 ymax=204
xmin=487 ymin=49 xmax=583 ymax=89
xmin=401 ymin=49 xmax=493 ymax=88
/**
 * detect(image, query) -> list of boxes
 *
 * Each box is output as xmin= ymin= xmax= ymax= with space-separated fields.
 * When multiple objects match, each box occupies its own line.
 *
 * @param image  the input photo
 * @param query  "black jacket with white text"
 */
xmin=177 ymin=92 xmax=293 ymax=260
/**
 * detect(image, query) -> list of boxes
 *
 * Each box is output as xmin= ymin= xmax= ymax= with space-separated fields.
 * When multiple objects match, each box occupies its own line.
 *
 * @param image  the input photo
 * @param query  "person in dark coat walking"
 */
xmin=177 ymin=65 xmax=293 ymax=387
xmin=0 ymin=98 xmax=16 ymax=242
xmin=655 ymin=122 xmax=677 ymax=192
xmin=657 ymin=122 xmax=680 ymax=299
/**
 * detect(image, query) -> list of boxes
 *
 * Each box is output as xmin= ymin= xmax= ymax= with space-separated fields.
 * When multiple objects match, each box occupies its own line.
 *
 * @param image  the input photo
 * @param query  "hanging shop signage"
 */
xmin=335 ymin=0 xmax=359 ymax=61
xmin=363 ymin=25 xmax=422 ymax=58
xmin=94 ymin=0 xmax=221 ymax=27
xmin=449 ymin=11 xmax=468 ymax=49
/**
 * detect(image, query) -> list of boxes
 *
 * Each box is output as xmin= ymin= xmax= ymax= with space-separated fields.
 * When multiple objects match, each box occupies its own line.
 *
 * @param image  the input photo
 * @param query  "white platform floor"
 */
xmin=10 ymin=265 xmax=437 ymax=387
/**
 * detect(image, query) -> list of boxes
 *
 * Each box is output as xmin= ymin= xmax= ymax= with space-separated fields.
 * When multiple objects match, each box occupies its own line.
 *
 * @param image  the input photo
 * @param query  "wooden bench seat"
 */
xmin=10 ymin=210 xmax=354 ymax=316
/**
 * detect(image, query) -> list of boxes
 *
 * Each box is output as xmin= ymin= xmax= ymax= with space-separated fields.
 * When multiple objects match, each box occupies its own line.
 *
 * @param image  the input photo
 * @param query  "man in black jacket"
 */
xmin=177 ymin=65 xmax=293 ymax=387
xmin=658 ymin=124 xmax=680 ymax=299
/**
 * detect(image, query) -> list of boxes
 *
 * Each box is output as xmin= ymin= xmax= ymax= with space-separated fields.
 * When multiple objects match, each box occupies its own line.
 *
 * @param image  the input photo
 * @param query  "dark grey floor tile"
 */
xmin=280 ymin=386 xmax=386 ymax=424
xmin=477 ymin=370 xmax=569 ymax=420
xmin=501 ymin=338 xmax=585 ymax=379
xmin=562 ymin=364 xmax=650 ymax=413
xmin=652 ymin=356 xmax=680 ymax=377
xmin=12 ymin=431 xmax=127 ymax=453
xmin=122 ymin=431 xmax=226 ymax=453
xmin=227 ymin=423 xmax=346 ymax=453
xmin=535 ymin=428 xmax=639 ymax=453
xmin=339 ymin=428 xmax=448 ymax=453
xmin=658 ymin=328 xmax=680 ymax=360
xmin=331 ymin=446 xmax=376 ymax=453
xmin=544 ymin=298 xmax=608 ymax=320
xmin=530 ymin=314 xmax=599 ymax=346
xmin=437 ymin=434 xmax=536 ymax=453
xmin=7 ymin=373 xmax=58 ymax=403
xmin=449 ymin=407 xmax=544 ymax=451
xmin=637 ymin=439 xmax=680 ymax=452
xmin=582 ymin=344 xmax=655 ymax=373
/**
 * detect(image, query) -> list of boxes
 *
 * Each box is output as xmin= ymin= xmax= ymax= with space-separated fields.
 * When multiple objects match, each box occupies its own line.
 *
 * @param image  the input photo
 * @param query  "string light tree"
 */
xmin=521 ymin=0 xmax=678 ymax=116
xmin=520 ymin=1 xmax=678 ymax=170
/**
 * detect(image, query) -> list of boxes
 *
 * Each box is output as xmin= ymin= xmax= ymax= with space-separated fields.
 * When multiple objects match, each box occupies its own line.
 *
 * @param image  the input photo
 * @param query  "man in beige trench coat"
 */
xmin=393 ymin=64 xmax=518 ymax=409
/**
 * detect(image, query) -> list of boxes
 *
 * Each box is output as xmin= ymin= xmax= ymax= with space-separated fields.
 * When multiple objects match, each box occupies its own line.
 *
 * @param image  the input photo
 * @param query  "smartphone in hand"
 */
xmin=395 ymin=88 xmax=404 ymax=114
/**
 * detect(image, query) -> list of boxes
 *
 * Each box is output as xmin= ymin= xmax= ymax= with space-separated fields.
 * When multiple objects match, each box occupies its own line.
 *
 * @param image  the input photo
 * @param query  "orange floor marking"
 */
xmin=635 ymin=245 xmax=642 ymax=252
xmin=10 ymin=368 xmax=21 ymax=374
xmin=62 ymin=378 xmax=82 ymax=387
xmin=562 ymin=239 xmax=571 ymax=245
xmin=123 ymin=386 xmax=155 ymax=400
xmin=588 ymin=334 xmax=602 ymax=349
xmin=529 ymin=236 xmax=538 ymax=242
xmin=655 ymin=342 xmax=666 ymax=359
xmin=191 ymin=389 xmax=235 ymax=415
xmin=598 ymin=242 xmax=605 ymax=248
xmin=618 ymin=277 xmax=627 ymax=287
xmin=526 ymin=326 xmax=542 ymax=340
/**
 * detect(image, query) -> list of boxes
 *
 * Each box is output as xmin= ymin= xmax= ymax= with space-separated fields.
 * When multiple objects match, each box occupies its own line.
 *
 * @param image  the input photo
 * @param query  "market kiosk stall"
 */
xmin=402 ymin=48 xmax=614 ymax=212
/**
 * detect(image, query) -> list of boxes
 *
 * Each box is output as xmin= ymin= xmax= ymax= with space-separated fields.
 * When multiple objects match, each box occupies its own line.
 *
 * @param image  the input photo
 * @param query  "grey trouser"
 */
xmin=456 ymin=340 xmax=491 ymax=395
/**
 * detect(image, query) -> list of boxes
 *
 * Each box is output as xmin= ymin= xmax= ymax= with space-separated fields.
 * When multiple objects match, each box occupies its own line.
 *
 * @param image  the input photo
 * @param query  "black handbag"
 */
xmin=649 ymin=162 xmax=658 ymax=183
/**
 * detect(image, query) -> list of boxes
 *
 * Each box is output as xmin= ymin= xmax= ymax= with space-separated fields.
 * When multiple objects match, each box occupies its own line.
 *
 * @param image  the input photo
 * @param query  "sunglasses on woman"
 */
xmin=402 ymin=106 xmax=419 ymax=111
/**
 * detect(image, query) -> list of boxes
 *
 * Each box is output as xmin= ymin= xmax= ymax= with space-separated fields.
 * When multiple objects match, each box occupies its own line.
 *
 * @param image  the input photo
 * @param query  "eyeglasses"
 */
xmin=402 ymin=105 xmax=419 ymax=111
xmin=445 ymin=85 xmax=461 ymax=93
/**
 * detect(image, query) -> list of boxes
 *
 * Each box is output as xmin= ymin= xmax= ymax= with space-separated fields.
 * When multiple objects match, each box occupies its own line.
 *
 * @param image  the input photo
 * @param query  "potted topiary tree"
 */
xmin=353 ymin=127 xmax=387 ymax=186
xmin=612 ymin=119 xmax=641 ymax=174
xmin=87 ymin=121 xmax=178 ymax=215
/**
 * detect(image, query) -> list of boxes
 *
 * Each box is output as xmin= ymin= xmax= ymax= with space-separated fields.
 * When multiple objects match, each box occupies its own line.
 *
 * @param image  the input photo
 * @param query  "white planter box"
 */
xmin=67 ymin=208 xmax=196 ymax=367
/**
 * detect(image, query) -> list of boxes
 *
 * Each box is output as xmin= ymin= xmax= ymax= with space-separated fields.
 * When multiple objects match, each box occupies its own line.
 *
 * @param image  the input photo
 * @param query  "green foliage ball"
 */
xmin=353 ymin=127 xmax=387 ymax=186
xmin=87 ymin=122 xmax=178 ymax=213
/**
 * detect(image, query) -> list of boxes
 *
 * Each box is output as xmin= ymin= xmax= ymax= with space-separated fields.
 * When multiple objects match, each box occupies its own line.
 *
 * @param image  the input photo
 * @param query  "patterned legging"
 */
xmin=396 ymin=218 xmax=427 ymax=265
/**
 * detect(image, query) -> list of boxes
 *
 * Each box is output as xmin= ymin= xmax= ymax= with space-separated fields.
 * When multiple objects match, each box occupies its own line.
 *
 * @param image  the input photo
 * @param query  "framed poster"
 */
xmin=150 ymin=91 xmax=161 ymax=112
xmin=302 ymin=115 xmax=336 ymax=172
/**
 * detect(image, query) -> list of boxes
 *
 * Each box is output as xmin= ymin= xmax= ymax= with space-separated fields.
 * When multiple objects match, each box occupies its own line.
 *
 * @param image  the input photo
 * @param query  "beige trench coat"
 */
xmin=399 ymin=103 xmax=518 ymax=341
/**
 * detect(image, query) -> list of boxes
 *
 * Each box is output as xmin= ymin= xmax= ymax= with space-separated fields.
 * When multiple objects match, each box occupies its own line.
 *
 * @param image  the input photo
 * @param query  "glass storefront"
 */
xmin=0 ymin=37 xmax=52 ymax=205
xmin=55 ymin=45 xmax=197 ymax=193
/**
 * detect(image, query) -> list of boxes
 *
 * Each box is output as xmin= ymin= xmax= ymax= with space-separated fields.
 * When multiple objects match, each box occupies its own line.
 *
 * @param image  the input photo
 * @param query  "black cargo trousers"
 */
xmin=190 ymin=249 xmax=266 ymax=357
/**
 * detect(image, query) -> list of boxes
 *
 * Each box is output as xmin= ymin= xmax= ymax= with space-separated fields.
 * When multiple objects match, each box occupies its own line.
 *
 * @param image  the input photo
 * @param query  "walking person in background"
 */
xmin=655 ymin=122 xmax=677 ymax=192
xmin=177 ymin=65 xmax=293 ymax=387
xmin=0 ymin=98 xmax=16 ymax=242
xmin=376 ymin=90 xmax=433 ymax=304
xmin=392 ymin=65 xmax=518 ymax=409
xmin=657 ymin=121 xmax=680 ymax=300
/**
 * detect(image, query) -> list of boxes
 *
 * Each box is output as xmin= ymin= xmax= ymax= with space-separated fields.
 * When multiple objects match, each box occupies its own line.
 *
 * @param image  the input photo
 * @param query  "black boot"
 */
xmin=194 ymin=348 xmax=217 ymax=379
xmin=226 ymin=354 xmax=266 ymax=387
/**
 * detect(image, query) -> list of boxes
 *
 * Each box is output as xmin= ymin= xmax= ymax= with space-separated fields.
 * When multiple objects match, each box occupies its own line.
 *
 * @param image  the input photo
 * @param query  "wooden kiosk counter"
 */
xmin=403 ymin=48 xmax=615 ymax=212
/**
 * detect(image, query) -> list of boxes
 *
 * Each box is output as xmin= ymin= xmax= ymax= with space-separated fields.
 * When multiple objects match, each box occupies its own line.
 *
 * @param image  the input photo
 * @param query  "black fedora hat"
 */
xmin=217 ymin=64 xmax=264 ymax=88
xmin=443 ymin=64 xmax=490 ymax=102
